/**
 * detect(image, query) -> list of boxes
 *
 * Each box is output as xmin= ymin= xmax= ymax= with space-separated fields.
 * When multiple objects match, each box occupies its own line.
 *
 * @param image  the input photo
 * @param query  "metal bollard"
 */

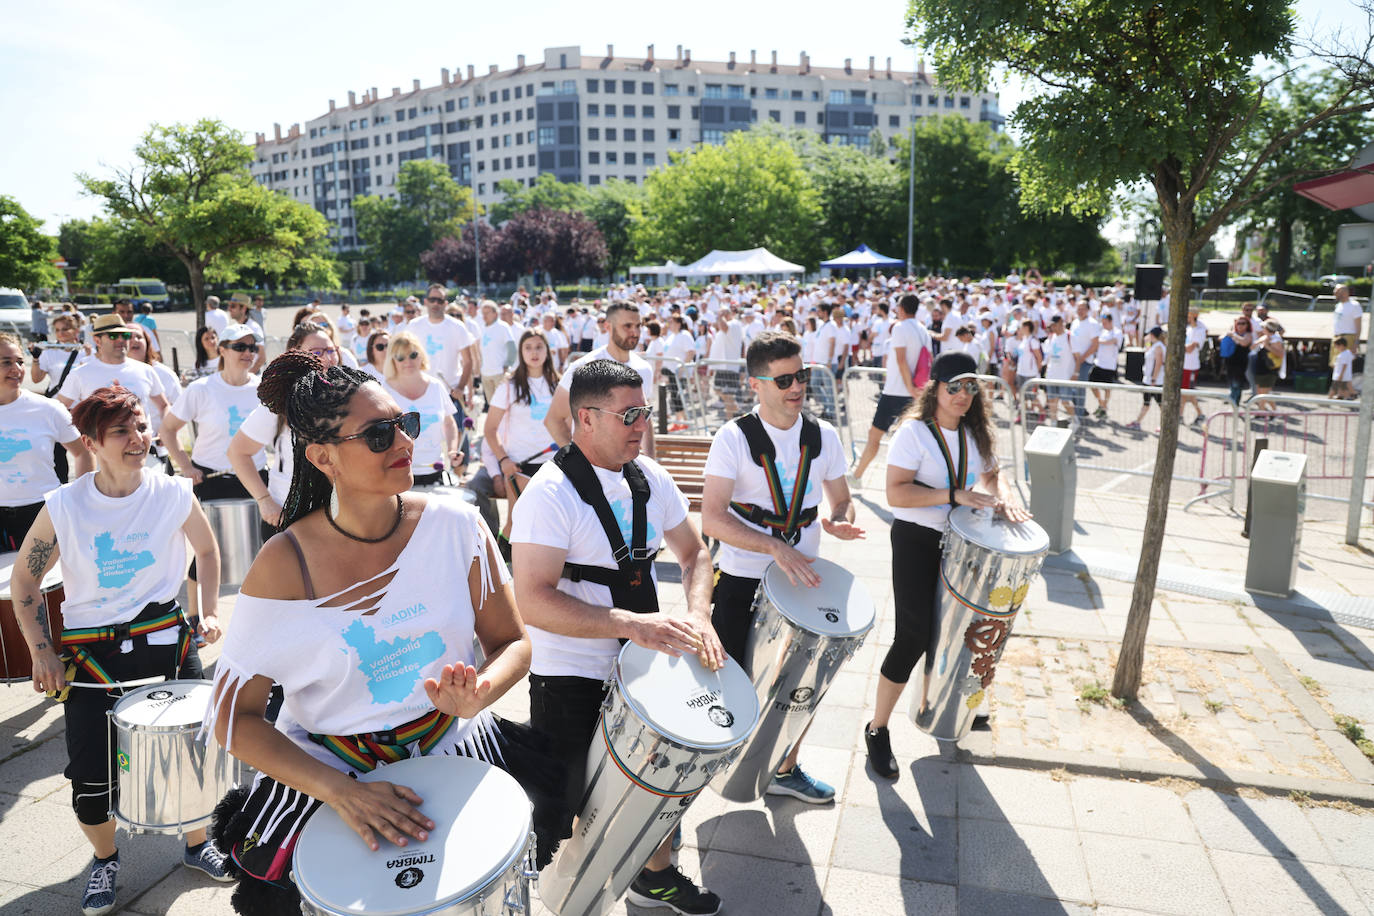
xmin=1245 ymin=450 xmax=1306 ymax=597
xmin=1024 ymin=425 xmax=1076 ymax=555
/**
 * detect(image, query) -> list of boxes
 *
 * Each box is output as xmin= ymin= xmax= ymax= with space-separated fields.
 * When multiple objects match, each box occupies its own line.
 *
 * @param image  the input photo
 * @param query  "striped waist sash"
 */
xmin=308 ymin=708 xmax=457 ymax=773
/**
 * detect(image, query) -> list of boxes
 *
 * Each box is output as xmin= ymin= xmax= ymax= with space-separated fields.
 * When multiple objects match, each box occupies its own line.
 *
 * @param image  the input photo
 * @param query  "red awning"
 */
xmin=1294 ymin=165 xmax=1374 ymax=211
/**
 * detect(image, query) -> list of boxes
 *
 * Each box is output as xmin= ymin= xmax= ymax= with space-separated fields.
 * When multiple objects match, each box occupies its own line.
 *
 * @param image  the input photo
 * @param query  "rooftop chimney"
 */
xmin=467 ymin=65 xmax=474 ymax=80
xmin=517 ymin=54 xmax=525 ymax=68
xmin=274 ymin=123 xmax=282 ymax=140
xmin=771 ymin=50 xmax=778 ymax=68
xmin=371 ymin=86 xmax=378 ymax=100
xmin=413 ymin=78 xmax=421 ymax=91
xmin=647 ymin=44 xmax=654 ymax=63
xmin=749 ymin=49 xmax=756 ymax=70
xmin=676 ymin=44 xmax=683 ymax=62
xmin=684 ymin=48 xmax=691 ymax=65
xmin=348 ymin=90 xmax=357 ymax=106
xmin=441 ymin=68 xmax=450 ymax=85
xmin=488 ymin=64 xmax=497 ymax=74
xmin=886 ymin=57 xmax=892 ymax=77
xmin=918 ymin=57 xmax=926 ymax=77
xmin=844 ymin=58 xmax=852 ymax=74
xmin=328 ymin=100 xmax=336 ymax=112
xmin=255 ymin=132 xmax=265 ymax=144
xmin=290 ymin=123 xmax=300 ymax=138
xmin=606 ymin=44 xmax=614 ymax=58
xmin=391 ymin=87 xmax=400 ymax=98
xmin=728 ymin=51 xmax=736 ymax=69
xmin=868 ymin=56 xmax=875 ymax=76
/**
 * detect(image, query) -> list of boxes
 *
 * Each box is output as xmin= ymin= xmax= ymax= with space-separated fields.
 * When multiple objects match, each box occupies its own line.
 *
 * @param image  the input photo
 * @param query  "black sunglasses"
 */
xmin=587 ymin=405 xmax=652 ymax=426
xmin=225 ymin=341 xmax=260 ymax=353
xmin=752 ymin=367 xmax=811 ymax=390
xmin=335 ymin=411 xmax=421 ymax=452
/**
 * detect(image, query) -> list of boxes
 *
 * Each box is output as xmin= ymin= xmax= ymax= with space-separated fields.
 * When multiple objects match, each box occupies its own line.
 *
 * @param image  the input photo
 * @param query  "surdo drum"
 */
xmin=714 ymin=556 xmax=874 ymax=802
xmin=540 ymin=643 xmax=759 ymax=916
xmin=293 ymin=756 xmax=536 ymax=916
xmin=912 ymin=507 xmax=1049 ymax=742
xmin=0 ymin=551 xmax=64 ymax=682
xmin=200 ymin=498 xmax=263 ymax=588
xmin=108 ymin=679 xmax=241 ymax=834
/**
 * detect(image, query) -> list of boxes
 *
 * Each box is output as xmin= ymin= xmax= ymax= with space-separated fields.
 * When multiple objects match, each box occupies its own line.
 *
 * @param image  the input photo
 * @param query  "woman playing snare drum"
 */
xmin=10 ymin=385 xmax=230 ymax=915
xmin=863 ymin=352 xmax=1030 ymax=780
xmin=207 ymin=351 xmax=559 ymax=915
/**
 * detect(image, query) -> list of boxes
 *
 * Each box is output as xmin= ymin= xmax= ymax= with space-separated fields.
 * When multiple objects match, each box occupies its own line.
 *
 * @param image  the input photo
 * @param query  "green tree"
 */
xmin=78 ymin=119 xmax=334 ymax=321
xmin=0 ymin=196 xmax=60 ymax=290
xmin=633 ymin=131 xmax=822 ymax=267
xmin=353 ymin=160 xmax=482 ymax=283
xmin=804 ymin=139 xmax=905 ymax=259
xmin=58 ymin=217 xmax=185 ymax=287
xmin=908 ymin=0 xmax=1374 ymax=698
xmin=585 ymin=178 xmax=647 ymax=277
xmin=489 ymin=173 xmax=591 ymax=224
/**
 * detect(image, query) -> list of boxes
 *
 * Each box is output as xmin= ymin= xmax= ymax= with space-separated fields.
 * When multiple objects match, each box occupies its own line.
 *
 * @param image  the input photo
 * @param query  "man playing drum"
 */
xmin=9 ymin=385 xmax=231 ymax=916
xmin=701 ymin=331 xmax=864 ymax=803
xmin=512 ymin=359 xmax=727 ymax=915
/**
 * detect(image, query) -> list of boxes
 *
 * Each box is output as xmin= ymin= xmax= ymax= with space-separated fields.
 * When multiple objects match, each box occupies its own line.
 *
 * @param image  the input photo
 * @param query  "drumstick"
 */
xmin=66 ymin=675 xmax=167 ymax=689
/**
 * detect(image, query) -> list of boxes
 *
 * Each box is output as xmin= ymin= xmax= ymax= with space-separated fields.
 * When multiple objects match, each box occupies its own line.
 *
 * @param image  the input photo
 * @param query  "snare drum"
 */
xmin=913 ymin=507 xmax=1049 ymax=741
xmin=200 ymin=498 xmax=263 ymax=588
xmin=294 ymin=756 xmax=536 ymax=916
xmin=0 ymin=551 xmax=65 ymax=683
xmin=109 ymin=680 xmax=241 ymax=834
xmin=540 ymin=643 xmax=759 ymax=916
xmin=714 ymin=556 xmax=875 ymax=802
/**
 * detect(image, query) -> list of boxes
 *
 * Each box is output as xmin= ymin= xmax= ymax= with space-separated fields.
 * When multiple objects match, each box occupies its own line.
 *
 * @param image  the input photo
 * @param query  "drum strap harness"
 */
xmin=728 ymin=411 xmax=821 ymax=545
xmin=53 ymin=600 xmax=188 ymax=697
xmin=551 ymin=442 xmax=660 ymax=616
xmin=923 ymin=419 xmax=967 ymax=505
xmin=307 ymin=707 xmax=457 ymax=774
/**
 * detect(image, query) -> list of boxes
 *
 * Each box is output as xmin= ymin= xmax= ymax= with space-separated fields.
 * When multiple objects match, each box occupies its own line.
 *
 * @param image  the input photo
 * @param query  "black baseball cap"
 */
xmin=932 ymin=351 xmax=978 ymax=382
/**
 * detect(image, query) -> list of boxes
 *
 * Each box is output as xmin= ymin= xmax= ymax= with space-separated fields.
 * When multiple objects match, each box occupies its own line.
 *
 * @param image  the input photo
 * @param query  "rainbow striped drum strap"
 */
xmin=308 ymin=708 xmax=457 ymax=774
xmin=939 ymin=563 xmax=1019 ymax=619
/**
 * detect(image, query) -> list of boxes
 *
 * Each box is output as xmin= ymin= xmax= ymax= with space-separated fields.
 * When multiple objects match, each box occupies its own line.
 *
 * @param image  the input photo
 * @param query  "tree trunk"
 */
xmin=1273 ymin=218 xmax=1293 ymax=286
xmin=186 ymin=260 xmax=207 ymax=328
xmin=1112 ymin=201 xmax=1196 ymax=701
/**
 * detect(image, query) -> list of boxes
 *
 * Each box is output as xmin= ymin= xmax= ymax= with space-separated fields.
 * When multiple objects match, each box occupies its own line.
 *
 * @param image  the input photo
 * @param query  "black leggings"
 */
xmin=881 ymin=519 xmax=943 ymax=684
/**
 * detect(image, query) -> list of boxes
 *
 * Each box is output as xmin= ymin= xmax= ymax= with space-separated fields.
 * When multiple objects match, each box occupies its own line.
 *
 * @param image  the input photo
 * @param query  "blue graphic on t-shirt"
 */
xmin=93 ymin=532 xmax=156 ymax=588
xmin=341 ymin=619 xmax=447 ymax=705
xmin=529 ymin=394 xmax=550 ymax=421
xmin=424 ymin=334 xmax=442 ymax=357
xmin=414 ymin=410 xmax=441 ymax=433
xmin=610 ymin=498 xmax=657 ymax=547
xmin=482 ymin=330 xmax=496 ymax=347
xmin=0 ymin=432 xmax=33 ymax=462
xmin=775 ymin=461 xmax=815 ymax=503
xmin=226 ymin=405 xmax=247 ymax=438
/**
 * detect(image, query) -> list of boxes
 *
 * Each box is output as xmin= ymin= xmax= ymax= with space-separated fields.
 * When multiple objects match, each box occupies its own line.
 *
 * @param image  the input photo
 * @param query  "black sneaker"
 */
xmin=865 ymin=722 xmax=899 ymax=780
xmin=627 ymin=865 xmax=721 ymax=915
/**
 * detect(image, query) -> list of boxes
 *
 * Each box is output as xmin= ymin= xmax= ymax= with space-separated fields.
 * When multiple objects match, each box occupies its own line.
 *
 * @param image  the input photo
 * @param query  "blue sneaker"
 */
xmin=766 ymin=764 xmax=835 ymax=804
xmin=183 ymin=840 xmax=234 ymax=882
xmin=82 ymin=853 xmax=119 ymax=915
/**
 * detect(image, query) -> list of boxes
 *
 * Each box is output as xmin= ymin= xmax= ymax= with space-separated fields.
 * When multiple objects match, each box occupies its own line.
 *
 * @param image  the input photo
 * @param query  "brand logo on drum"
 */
xmin=684 ymin=689 xmax=720 ymax=710
xmin=147 ymin=690 xmax=173 ymax=700
xmin=394 ymin=867 xmax=425 ymax=889
xmin=387 ymin=854 xmax=435 ymax=869
xmin=707 ymin=705 xmax=734 ymax=728
xmin=817 ymin=606 xmax=840 ymax=623
xmin=790 ymin=687 xmax=814 ymax=704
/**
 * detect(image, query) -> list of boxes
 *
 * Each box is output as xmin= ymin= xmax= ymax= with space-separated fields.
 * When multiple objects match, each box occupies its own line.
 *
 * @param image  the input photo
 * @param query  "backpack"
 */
xmin=913 ymin=344 xmax=933 ymax=388
xmin=1218 ymin=335 xmax=1236 ymax=358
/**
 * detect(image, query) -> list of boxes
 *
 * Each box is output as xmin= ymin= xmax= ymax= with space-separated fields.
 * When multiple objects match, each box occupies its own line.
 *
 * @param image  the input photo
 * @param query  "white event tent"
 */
xmin=628 ymin=260 xmax=684 ymax=281
xmin=679 ymin=247 xmax=805 ymax=277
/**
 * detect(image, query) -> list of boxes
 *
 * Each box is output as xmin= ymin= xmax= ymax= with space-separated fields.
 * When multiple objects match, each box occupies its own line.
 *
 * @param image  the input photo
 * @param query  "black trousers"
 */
xmin=881 ymin=519 xmax=943 ymax=684
xmin=0 ymin=501 xmax=43 ymax=552
xmin=710 ymin=570 xmax=761 ymax=664
xmin=527 ymin=673 xmax=608 ymax=839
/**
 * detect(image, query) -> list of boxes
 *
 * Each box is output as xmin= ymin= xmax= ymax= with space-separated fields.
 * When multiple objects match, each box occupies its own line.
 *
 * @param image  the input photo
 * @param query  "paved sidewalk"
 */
xmin=2 ymin=480 xmax=1373 ymax=914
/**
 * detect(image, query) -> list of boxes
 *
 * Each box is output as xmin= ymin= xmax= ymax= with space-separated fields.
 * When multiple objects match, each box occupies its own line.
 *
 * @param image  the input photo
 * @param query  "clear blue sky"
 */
xmin=0 ymin=0 xmax=1365 ymax=236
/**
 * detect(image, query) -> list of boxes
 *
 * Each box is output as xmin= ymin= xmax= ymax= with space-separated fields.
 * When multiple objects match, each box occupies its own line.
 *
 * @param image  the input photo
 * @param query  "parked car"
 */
xmin=0 ymin=287 xmax=31 ymax=335
xmin=1319 ymin=274 xmax=1356 ymax=288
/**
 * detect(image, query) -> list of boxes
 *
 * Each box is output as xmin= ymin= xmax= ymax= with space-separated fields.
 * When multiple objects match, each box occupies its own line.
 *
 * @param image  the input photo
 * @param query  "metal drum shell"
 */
xmin=912 ymin=508 xmax=1049 ymax=742
xmin=0 ymin=551 xmax=64 ymax=682
xmin=111 ymin=680 xmax=241 ymax=835
xmin=201 ymin=498 xmax=262 ymax=588
xmin=712 ymin=590 xmax=869 ymax=802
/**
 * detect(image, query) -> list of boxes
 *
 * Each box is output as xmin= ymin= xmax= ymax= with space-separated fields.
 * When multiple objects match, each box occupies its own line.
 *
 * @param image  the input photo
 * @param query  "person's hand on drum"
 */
xmin=198 ymin=613 xmax=223 ymax=645
xmin=623 ymin=612 xmax=702 ymax=658
xmin=424 ymin=662 xmax=493 ymax=719
xmin=30 ymin=646 xmax=66 ymax=695
xmin=996 ymin=500 xmax=1033 ymax=524
xmin=687 ymin=614 xmax=726 ymax=672
xmin=327 ymin=777 xmax=434 ymax=852
xmin=821 ymin=517 xmax=866 ymax=541
xmin=770 ymin=540 xmax=820 ymax=588
xmin=954 ymin=488 xmax=998 ymax=511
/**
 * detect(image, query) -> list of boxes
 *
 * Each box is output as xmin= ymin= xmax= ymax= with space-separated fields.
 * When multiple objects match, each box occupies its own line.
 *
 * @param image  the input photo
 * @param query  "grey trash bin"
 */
xmin=1245 ymin=449 xmax=1306 ymax=597
xmin=1024 ymin=425 xmax=1076 ymax=555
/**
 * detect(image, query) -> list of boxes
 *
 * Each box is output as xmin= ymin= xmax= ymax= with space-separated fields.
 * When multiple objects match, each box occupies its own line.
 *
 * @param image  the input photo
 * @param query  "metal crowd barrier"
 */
xmin=1241 ymin=394 xmax=1373 ymax=514
xmin=158 ymin=329 xmax=195 ymax=377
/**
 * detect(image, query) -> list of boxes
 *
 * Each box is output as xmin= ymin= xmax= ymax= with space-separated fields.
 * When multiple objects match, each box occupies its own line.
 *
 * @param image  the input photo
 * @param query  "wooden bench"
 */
xmin=654 ymin=434 xmax=712 ymax=513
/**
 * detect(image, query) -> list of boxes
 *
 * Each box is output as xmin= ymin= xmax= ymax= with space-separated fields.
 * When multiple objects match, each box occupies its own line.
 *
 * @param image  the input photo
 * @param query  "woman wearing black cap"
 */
xmin=863 ymin=351 xmax=1030 ymax=780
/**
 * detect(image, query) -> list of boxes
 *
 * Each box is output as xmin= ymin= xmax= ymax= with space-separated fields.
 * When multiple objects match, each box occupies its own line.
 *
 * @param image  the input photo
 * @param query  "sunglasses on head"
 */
xmin=944 ymin=380 xmax=980 ymax=395
xmin=752 ymin=367 xmax=811 ymax=390
xmin=225 ymin=341 xmax=260 ymax=353
xmin=588 ymin=405 xmax=652 ymax=426
xmin=335 ymin=411 xmax=421 ymax=452
xmin=393 ymin=351 xmax=421 ymax=362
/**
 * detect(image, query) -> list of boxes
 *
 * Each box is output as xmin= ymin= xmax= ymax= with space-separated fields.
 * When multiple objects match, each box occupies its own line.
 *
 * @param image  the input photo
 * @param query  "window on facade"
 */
xmin=409 ymin=107 xmax=417 ymax=118
xmin=704 ymin=84 xmax=725 ymax=99
xmin=728 ymin=85 xmax=744 ymax=99
xmin=516 ymin=109 xmax=523 ymax=121
xmin=960 ymin=97 xmax=971 ymax=109
xmin=607 ymin=151 xmax=618 ymax=163
xmin=558 ymin=126 xmax=576 ymax=144
xmin=503 ymin=134 xmax=511 ymax=147
xmin=587 ymin=79 xmax=598 ymax=92
xmin=537 ymin=127 xmax=555 ymax=145
xmin=642 ymin=128 xmax=655 ymax=141
xmin=667 ymin=105 xmax=680 ymax=119
xmin=603 ymin=80 xmax=615 ymax=93
xmin=829 ymin=90 xmax=846 ymax=104
xmin=606 ymin=128 xmax=617 ymax=141
xmin=664 ymin=84 xmax=679 ymax=95
xmin=589 ymin=175 xmax=600 ymax=185
xmin=588 ymin=127 xmax=600 ymax=140
xmin=459 ymin=97 xmax=470 ymax=109
xmin=944 ymin=96 xmax=954 ymax=108
xmin=687 ymin=84 xmax=697 ymax=96
xmin=702 ymin=129 xmax=724 ymax=144
xmin=625 ymin=152 xmax=637 ymax=164
xmin=445 ymin=100 xmax=454 ymax=112
xmin=588 ymin=103 xmax=599 ymax=116
xmin=605 ymin=104 xmax=616 ymax=117
xmin=668 ymin=127 xmax=681 ymax=141
xmin=769 ymin=110 xmax=780 ymax=122
xmin=765 ymin=88 xmax=778 ymax=99
xmin=642 ymin=82 xmax=654 ymax=94
xmin=561 ymin=80 xmax=575 ymax=94
xmin=623 ymin=105 xmax=635 ymax=118
xmin=624 ymin=128 xmax=636 ymax=141
xmin=396 ymin=110 xmax=406 ymax=121
xmin=589 ymin=151 xmax=600 ymax=164
xmin=642 ymin=105 xmax=653 ymax=118
xmin=622 ymin=80 xmax=635 ymax=94
xmin=851 ymin=90 xmax=866 ymax=104
xmin=643 ymin=152 xmax=655 ymax=165
xmin=928 ymin=94 xmax=938 ymax=105
xmin=477 ymin=138 xmax=485 ymax=150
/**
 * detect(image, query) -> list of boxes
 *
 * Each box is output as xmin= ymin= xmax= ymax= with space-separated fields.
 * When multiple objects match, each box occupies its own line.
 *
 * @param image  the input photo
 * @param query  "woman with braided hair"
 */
xmin=206 ymin=350 xmax=560 ymax=915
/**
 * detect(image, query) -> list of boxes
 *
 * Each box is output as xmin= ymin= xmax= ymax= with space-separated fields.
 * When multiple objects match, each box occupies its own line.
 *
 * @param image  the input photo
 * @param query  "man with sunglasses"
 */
xmin=56 ymin=315 xmax=170 ymax=423
xmin=512 ymin=359 xmax=724 ymax=915
xmin=701 ymin=331 xmax=862 ymax=805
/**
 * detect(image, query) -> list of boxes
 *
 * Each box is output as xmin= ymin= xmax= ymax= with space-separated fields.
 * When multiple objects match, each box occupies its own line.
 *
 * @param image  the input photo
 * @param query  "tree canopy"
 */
xmin=489 ymin=174 xmax=591 ymax=224
xmin=0 ymin=196 xmax=61 ymax=290
xmin=354 ymin=159 xmax=482 ymax=283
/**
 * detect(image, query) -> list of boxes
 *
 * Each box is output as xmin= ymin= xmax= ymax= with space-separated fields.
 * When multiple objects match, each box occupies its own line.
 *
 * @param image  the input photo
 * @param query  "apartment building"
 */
xmin=250 ymin=45 xmax=1001 ymax=250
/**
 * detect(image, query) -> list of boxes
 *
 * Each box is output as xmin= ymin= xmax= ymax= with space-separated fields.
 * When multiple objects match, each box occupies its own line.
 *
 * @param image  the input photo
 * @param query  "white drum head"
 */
xmin=0 ymin=550 xmax=63 ymax=599
xmin=294 ymin=756 xmax=531 ymax=916
xmin=112 ymin=680 xmax=211 ymax=729
xmin=761 ymin=556 xmax=876 ymax=638
xmin=616 ymin=643 xmax=758 ymax=749
xmin=946 ymin=506 xmax=1050 ymax=557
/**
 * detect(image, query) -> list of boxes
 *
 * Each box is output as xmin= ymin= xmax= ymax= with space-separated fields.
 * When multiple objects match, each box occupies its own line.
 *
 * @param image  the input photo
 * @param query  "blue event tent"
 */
xmin=819 ymin=244 xmax=905 ymax=270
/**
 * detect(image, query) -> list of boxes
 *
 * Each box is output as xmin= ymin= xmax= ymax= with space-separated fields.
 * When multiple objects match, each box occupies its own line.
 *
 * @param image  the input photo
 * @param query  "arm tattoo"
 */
xmin=26 ymin=536 xmax=56 ymax=581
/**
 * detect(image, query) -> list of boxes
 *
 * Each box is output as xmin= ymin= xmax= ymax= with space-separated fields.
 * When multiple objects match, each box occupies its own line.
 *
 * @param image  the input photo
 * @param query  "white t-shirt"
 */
xmin=1070 ymin=317 xmax=1100 ymax=359
xmin=37 ymin=347 xmax=90 ymax=393
xmin=237 ymin=404 xmax=293 ymax=506
xmin=336 ymin=312 xmax=357 ymax=348
xmin=1183 ymin=323 xmax=1208 ymax=372
xmin=545 ymin=328 xmax=571 ymax=371
xmin=815 ymin=320 xmax=842 ymax=365
xmin=511 ymin=455 xmax=688 ymax=679
xmin=882 ymin=318 xmax=933 ymax=397
xmin=0 ymin=391 xmax=79 ymax=507
xmin=664 ymin=329 xmax=695 ymax=364
xmin=57 ymin=357 xmax=164 ymax=418
xmin=1333 ymin=348 xmax=1354 ymax=382
xmin=1044 ymin=333 xmax=1076 ymax=381
xmin=489 ymin=376 xmax=557 ymax=466
xmin=407 ymin=316 xmax=474 ymax=389
xmin=1094 ymin=327 xmax=1124 ymax=370
xmin=46 ymin=469 xmax=193 ymax=628
xmin=887 ymin=419 xmax=992 ymax=531
xmin=555 ymin=345 xmax=655 ymax=403
xmin=1143 ymin=341 xmax=1165 ymax=385
xmin=870 ymin=316 xmax=891 ymax=357
xmin=704 ymin=411 xmax=846 ymax=579
xmin=1334 ymin=299 xmax=1363 ymax=336
xmin=478 ymin=321 xmax=516 ymax=376
xmin=147 ymin=362 xmax=182 ymax=436
xmin=169 ymin=373 xmax=265 ymax=472
xmin=383 ymin=376 xmax=452 ymax=469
